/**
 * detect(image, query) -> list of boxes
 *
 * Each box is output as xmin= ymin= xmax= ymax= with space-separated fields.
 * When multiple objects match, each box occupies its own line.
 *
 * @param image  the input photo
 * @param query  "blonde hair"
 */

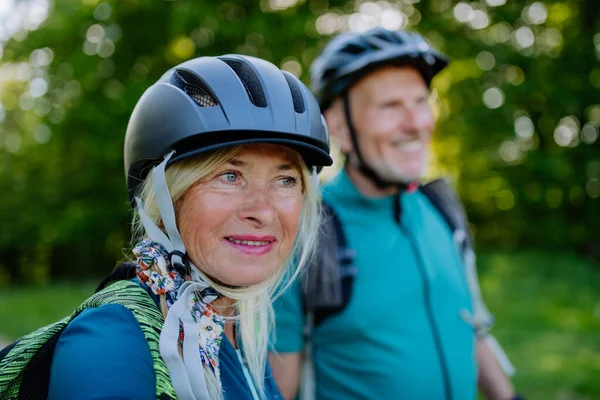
xmin=131 ymin=144 xmax=320 ymax=399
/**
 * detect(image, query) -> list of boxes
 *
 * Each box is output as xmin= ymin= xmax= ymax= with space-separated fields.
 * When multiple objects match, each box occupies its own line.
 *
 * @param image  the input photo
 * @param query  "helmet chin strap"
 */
xmin=342 ymin=95 xmax=415 ymax=192
xmin=311 ymin=166 xmax=320 ymax=189
xmin=135 ymin=151 xmax=219 ymax=400
xmin=135 ymin=150 xmax=190 ymax=274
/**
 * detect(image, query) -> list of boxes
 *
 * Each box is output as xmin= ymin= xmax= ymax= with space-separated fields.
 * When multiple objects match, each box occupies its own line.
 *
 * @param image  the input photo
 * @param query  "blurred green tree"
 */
xmin=0 ymin=0 xmax=598 ymax=284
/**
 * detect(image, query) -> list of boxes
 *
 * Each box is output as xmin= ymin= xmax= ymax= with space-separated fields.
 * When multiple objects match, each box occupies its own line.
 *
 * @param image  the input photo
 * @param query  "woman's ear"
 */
xmin=323 ymin=99 xmax=353 ymax=154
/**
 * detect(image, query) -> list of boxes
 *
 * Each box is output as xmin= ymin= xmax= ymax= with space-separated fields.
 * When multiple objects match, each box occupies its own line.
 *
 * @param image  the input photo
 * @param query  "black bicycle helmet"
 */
xmin=311 ymin=27 xmax=449 ymax=110
xmin=124 ymin=54 xmax=333 ymax=204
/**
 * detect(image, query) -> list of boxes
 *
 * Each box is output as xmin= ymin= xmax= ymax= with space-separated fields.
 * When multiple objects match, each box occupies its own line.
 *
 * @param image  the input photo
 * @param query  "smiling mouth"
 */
xmin=392 ymin=141 xmax=423 ymax=152
xmin=226 ymin=238 xmax=272 ymax=246
xmin=224 ymin=237 xmax=276 ymax=256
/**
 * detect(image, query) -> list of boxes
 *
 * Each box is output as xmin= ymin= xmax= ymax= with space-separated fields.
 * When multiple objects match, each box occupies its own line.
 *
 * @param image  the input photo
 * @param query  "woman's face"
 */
xmin=177 ymin=144 xmax=304 ymax=287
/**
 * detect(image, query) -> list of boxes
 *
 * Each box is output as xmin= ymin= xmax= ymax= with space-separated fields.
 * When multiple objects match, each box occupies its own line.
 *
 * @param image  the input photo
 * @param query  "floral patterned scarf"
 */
xmin=133 ymin=239 xmax=225 ymax=378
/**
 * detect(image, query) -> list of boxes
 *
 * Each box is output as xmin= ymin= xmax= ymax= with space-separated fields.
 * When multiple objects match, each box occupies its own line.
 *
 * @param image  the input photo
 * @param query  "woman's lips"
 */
xmin=224 ymin=235 xmax=276 ymax=256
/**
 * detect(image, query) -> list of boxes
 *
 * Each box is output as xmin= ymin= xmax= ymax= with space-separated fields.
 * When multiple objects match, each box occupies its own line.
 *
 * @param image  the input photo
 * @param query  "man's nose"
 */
xmin=237 ymin=185 xmax=277 ymax=227
xmin=401 ymin=107 xmax=432 ymax=136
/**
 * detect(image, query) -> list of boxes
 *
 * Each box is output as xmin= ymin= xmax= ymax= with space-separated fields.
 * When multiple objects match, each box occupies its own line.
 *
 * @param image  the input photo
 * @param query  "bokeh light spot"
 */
xmin=93 ymin=3 xmax=111 ymax=21
xmin=18 ymin=93 xmax=34 ymax=111
xmin=5 ymin=133 xmax=22 ymax=153
xmin=476 ymin=51 xmax=495 ymax=71
xmin=505 ymin=65 xmax=525 ymax=85
xmin=586 ymin=178 xmax=600 ymax=198
xmin=499 ymin=140 xmax=522 ymax=163
xmin=29 ymin=48 xmax=53 ymax=67
xmin=170 ymin=36 xmax=196 ymax=60
xmin=554 ymin=116 xmax=580 ymax=147
xmin=97 ymin=38 xmax=115 ymax=58
xmin=483 ymin=87 xmax=504 ymax=109
xmin=380 ymin=9 xmax=406 ymax=30
xmin=29 ymin=77 xmax=48 ymax=97
xmin=33 ymin=124 xmax=51 ymax=144
xmin=581 ymin=122 xmax=598 ymax=144
xmin=468 ymin=10 xmax=490 ymax=30
xmin=515 ymin=116 xmax=534 ymax=139
xmin=485 ymin=0 xmax=506 ymax=6
xmin=514 ymin=26 xmax=535 ymax=49
xmin=86 ymin=24 xmax=105 ymax=44
xmin=281 ymin=57 xmax=302 ymax=77
xmin=524 ymin=2 xmax=548 ymax=25
xmin=453 ymin=2 xmax=473 ymax=23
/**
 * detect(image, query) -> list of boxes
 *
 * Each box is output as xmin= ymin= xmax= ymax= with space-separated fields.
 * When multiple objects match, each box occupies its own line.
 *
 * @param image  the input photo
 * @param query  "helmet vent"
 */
xmin=283 ymin=73 xmax=305 ymax=113
xmin=222 ymin=59 xmax=267 ymax=108
xmin=342 ymin=43 xmax=365 ymax=55
xmin=170 ymin=70 xmax=218 ymax=107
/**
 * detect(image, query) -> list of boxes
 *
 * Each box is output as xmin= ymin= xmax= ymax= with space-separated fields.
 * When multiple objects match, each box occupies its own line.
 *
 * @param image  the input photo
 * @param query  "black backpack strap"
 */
xmin=421 ymin=178 xmax=516 ymax=374
xmin=95 ymin=262 xmax=137 ymax=293
xmin=301 ymin=202 xmax=357 ymax=328
xmin=0 ymin=340 xmax=19 ymax=363
xmin=17 ymin=328 xmax=67 ymax=400
xmin=421 ymin=179 xmax=497 ymax=332
xmin=420 ymin=178 xmax=474 ymax=255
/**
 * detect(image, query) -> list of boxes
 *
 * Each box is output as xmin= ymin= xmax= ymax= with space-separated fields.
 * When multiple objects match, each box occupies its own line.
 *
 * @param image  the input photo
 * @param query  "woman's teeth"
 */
xmin=227 ymin=238 xmax=270 ymax=246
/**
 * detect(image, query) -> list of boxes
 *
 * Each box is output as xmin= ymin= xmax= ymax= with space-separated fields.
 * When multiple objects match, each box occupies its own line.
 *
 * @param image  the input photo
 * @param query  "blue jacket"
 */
xmin=49 ymin=283 xmax=282 ymax=399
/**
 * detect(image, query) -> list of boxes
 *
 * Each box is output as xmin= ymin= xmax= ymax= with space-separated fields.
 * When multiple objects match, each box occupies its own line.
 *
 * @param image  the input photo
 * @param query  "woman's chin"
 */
xmin=207 ymin=264 xmax=279 ymax=288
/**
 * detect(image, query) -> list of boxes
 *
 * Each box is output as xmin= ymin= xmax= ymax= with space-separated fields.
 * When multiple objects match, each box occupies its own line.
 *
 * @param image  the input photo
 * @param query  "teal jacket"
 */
xmin=273 ymin=170 xmax=477 ymax=400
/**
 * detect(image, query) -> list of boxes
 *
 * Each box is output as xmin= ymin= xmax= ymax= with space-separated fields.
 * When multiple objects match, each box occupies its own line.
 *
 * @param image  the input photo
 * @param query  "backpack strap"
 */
xmin=0 ymin=316 xmax=71 ymax=399
xmin=297 ymin=203 xmax=357 ymax=400
xmin=19 ymin=328 xmax=67 ymax=399
xmin=421 ymin=178 xmax=515 ymax=375
xmin=300 ymin=202 xmax=357 ymax=328
xmin=421 ymin=178 xmax=494 ymax=334
xmin=420 ymin=178 xmax=474 ymax=253
xmin=95 ymin=262 xmax=137 ymax=293
xmin=0 ymin=340 xmax=19 ymax=362
xmin=80 ymin=280 xmax=177 ymax=399
xmin=0 ymin=280 xmax=178 ymax=399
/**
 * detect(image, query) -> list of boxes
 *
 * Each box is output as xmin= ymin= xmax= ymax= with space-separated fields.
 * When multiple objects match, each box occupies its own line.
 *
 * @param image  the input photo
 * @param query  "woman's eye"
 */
xmin=219 ymin=171 xmax=239 ymax=183
xmin=280 ymin=176 xmax=298 ymax=187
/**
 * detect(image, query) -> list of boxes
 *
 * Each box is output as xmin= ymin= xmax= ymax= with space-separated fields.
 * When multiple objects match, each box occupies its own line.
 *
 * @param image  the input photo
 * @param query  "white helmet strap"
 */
xmin=135 ymin=151 xmax=187 ymax=269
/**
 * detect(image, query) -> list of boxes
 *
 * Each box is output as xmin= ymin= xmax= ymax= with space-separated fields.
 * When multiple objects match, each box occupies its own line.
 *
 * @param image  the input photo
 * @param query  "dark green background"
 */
xmin=1 ymin=0 xmax=598 ymax=283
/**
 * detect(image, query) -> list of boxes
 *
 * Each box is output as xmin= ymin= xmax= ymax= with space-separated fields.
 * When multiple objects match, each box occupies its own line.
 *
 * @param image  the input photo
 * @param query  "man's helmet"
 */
xmin=125 ymin=54 xmax=333 ymax=204
xmin=311 ymin=28 xmax=448 ymax=110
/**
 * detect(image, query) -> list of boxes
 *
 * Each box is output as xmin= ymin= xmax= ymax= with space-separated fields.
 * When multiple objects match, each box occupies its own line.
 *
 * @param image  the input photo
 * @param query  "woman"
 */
xmin=47 ymin=55 xmax=332 ymax=399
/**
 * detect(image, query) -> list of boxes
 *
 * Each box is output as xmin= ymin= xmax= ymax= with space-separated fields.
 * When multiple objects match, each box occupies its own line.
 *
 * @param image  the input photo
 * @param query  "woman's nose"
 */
xmin=237 ymin=186 xmax=277 ymax=227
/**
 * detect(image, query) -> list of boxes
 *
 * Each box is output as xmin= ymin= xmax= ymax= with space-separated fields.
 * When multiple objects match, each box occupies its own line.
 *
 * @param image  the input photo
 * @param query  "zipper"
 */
xmin=395 ymin=194 xmax=453 ymax=400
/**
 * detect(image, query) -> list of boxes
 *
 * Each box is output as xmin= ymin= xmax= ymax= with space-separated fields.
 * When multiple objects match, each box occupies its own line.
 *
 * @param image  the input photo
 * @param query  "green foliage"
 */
xmin=0 ymin=0 xmax=598 ymax=283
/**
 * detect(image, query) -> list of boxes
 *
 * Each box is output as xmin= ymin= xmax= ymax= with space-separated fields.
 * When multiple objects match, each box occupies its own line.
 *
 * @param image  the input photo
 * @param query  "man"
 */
xmin=270 ymin=28 xmax=519 ymax=400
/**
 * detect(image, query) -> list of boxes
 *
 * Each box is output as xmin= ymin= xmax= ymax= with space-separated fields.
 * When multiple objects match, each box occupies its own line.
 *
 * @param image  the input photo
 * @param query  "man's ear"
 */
xmin=323 ymin=98 xmax=353 ymax=153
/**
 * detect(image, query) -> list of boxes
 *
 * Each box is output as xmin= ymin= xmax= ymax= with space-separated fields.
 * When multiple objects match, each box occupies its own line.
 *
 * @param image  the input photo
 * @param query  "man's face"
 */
xmin=342 ymin=65 xmax=435 ymax=182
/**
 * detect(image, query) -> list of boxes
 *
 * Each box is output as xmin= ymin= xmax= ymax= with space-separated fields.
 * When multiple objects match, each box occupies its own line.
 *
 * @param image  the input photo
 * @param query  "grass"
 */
xmin=0 ymin=281 xmax=97 ymax=341
xmin=0 ymin=252 xmax=599 ymax=399
xmin=477 ymin=251 xmax=600 ymax=400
